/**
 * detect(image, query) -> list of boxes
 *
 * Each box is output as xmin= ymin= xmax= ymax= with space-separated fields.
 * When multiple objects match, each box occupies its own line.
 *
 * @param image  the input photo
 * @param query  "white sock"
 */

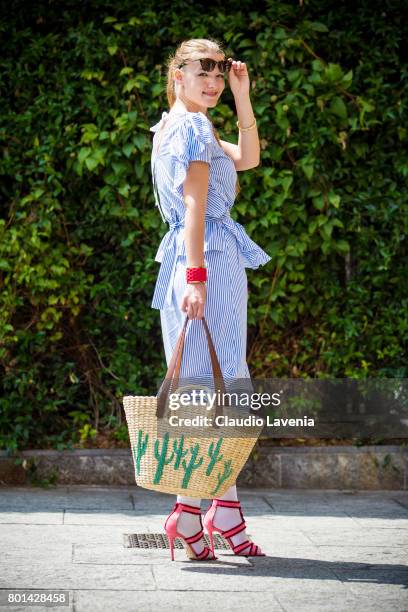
xmin=217 ymin=485 xmax=238 ymax=501
xmin=177 ymin=495 xmax=201 ymax=507
xmin=175 ymin=495 xmax=208 ymax=556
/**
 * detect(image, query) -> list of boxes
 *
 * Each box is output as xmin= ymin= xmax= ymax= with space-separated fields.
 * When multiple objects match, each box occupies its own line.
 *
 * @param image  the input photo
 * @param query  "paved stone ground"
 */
xmin=0 ymin=486 xmax=407 ymax=611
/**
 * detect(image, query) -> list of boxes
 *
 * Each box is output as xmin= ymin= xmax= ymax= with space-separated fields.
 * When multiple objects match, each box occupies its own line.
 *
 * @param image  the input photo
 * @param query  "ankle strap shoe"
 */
xmin=164 ymin=502 xmax=218 ymax=561
xmin=203 ymin=498 xmax=266 ymax=557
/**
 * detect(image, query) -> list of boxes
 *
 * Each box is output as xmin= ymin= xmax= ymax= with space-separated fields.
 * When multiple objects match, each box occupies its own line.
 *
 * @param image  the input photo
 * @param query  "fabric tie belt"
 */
xmin=169 ymin=214 xmax=228 ymax=230
xmin=153 ymin=213 xmax=271 ymax=309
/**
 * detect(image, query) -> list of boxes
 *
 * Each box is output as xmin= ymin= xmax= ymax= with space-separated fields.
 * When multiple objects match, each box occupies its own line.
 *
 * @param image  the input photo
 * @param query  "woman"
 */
xmin=150 ymin=38 xmax=271 ymax=561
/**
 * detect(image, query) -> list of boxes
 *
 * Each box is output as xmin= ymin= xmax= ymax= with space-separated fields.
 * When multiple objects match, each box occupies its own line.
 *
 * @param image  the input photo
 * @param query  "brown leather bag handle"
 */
xmin=156 ymin=314 xmax=229 ymax=427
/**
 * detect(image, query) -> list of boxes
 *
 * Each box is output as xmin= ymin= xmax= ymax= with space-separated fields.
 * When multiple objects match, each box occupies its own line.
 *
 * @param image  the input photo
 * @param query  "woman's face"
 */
xmin=174 ymin=53 xmax=227 ymax=113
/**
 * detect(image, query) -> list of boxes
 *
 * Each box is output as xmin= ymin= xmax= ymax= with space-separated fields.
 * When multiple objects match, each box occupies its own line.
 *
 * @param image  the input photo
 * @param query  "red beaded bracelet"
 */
xmin=186 ymin=266 xmax=207 ymax=283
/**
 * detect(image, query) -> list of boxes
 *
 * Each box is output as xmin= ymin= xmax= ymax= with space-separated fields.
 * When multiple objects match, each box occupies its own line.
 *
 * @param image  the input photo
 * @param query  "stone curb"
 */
xmin=1 ymin=444 xmax=407 ymax=489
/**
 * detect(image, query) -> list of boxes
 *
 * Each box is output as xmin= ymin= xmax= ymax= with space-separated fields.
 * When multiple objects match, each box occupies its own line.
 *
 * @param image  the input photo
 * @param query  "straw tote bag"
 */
xmin=123 ymin=314 xmax=264 ymax=498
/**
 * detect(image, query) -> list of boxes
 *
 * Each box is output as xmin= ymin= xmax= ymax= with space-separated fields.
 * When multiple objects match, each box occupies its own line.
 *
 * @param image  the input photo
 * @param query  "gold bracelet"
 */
xmin=236 ymin=118 xmax=257 ymax=132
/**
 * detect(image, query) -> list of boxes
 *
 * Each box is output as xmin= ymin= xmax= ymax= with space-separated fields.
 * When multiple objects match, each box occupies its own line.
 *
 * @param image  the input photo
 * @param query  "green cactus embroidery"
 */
xmin=172 ymin=435 xmax=188 ymax=470
xmin=206 ymin=438 xmax=224 ymax=476
xmin=181 ymin=443 xmax=203 ymax=488
xmin=133 ymin=429 xmax=149 ymax=475
xmin=153 ymin=432 xmax=175 ymax=484
xmin=210 ymin=459 xmax=233 ymax=495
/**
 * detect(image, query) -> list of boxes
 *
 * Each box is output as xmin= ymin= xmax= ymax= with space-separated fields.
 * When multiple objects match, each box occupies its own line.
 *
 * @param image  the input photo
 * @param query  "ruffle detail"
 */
xmin=170 ymin=112 xmax=213 ymax=197
xmin=154 ymin=219 xmax=226 ymax=263
xmin=226 ymin=218 xmax=272 ymax=269
xmin=153 ymin=231 xmax=173 ymax=262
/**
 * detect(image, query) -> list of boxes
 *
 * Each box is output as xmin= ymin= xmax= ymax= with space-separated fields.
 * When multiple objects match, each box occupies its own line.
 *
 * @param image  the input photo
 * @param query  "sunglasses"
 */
xmin=178 ymin=58 xmax=233 ymax=73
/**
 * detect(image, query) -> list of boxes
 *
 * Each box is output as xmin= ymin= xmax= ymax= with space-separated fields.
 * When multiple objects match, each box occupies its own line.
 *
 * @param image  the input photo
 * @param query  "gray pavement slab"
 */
xmin=0 ymin=487 xmax=135 ymax=511
xmin=0 ymin=511 xmax=64 ymax=524
xmin=75 ymin=589 xmax=285 ymax=612
xmin=0 ymin=486 xmax=406 ymax=611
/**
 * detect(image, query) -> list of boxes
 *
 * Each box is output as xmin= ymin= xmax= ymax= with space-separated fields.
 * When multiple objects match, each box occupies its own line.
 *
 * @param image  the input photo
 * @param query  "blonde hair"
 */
xmin=165 ymin=38 xmax=241 ymax=197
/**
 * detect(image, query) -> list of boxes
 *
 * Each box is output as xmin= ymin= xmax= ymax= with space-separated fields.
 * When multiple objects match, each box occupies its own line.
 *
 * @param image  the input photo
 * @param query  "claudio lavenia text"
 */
xmin=168 ymin=414 xmax=315 ymax=427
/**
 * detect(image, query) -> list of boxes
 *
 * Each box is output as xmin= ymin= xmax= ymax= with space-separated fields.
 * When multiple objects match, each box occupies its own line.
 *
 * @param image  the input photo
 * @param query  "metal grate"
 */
xmin=124 ymin=532 xmax=231 ymax=550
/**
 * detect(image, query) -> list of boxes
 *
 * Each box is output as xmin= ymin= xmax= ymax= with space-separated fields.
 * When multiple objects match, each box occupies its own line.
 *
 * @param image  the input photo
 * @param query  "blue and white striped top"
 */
xmin=149 ymin=110 xmax=271 ymax=309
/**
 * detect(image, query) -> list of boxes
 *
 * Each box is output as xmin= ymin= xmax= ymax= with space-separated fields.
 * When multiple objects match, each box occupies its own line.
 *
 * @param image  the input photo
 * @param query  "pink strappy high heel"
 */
xmin=203 ymin=498 xmax=266 ymax=557
xmin=164 ymin=501 xmax=218 ymax=561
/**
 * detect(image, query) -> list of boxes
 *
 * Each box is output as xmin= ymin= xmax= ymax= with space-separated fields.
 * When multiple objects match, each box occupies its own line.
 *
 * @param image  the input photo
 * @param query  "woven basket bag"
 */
xmin=123 ymin=314 xmax=263 ymax=498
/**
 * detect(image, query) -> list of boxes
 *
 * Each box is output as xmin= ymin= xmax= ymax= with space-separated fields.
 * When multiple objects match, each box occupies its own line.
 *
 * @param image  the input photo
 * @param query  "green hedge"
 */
xmin=0 ymin=0 xmax=407 ymax=452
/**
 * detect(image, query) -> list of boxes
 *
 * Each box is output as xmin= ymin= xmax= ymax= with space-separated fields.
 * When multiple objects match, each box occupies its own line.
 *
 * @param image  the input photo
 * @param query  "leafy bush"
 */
xmin=0 ymin=0 xmax=406 ymax=451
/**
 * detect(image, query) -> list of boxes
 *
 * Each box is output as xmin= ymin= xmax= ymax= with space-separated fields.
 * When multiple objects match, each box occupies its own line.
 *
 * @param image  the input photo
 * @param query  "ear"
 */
xmin=174 ymin=68 xmax=183 ymax=84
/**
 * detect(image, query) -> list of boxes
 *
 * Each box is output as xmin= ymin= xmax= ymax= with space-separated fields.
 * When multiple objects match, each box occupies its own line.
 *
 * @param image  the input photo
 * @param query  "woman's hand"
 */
xmin=180 ymin=282 xmax=206 ymax=319
xmin=227 ymin=58 xmax=251 ymax=98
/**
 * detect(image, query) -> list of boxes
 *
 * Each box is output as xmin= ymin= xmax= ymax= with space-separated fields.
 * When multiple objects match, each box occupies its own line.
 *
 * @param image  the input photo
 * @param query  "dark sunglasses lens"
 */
xmin=200 ymin=59 xmax=215 ymax=71
xmin=199 ymin=58 xmax=231 ymax=73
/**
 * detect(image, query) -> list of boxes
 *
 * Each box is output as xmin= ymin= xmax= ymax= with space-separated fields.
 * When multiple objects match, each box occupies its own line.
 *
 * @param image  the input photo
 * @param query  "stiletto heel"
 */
xmin=164 ymin=501 xmax=218 ymax=561
xmin=207 ymin=526 xmax=215 ymax=557
xmin=168 ymin=533 xmax=175 ymax=561
xmin=203 ymin=498 xmax=266 ymax=557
